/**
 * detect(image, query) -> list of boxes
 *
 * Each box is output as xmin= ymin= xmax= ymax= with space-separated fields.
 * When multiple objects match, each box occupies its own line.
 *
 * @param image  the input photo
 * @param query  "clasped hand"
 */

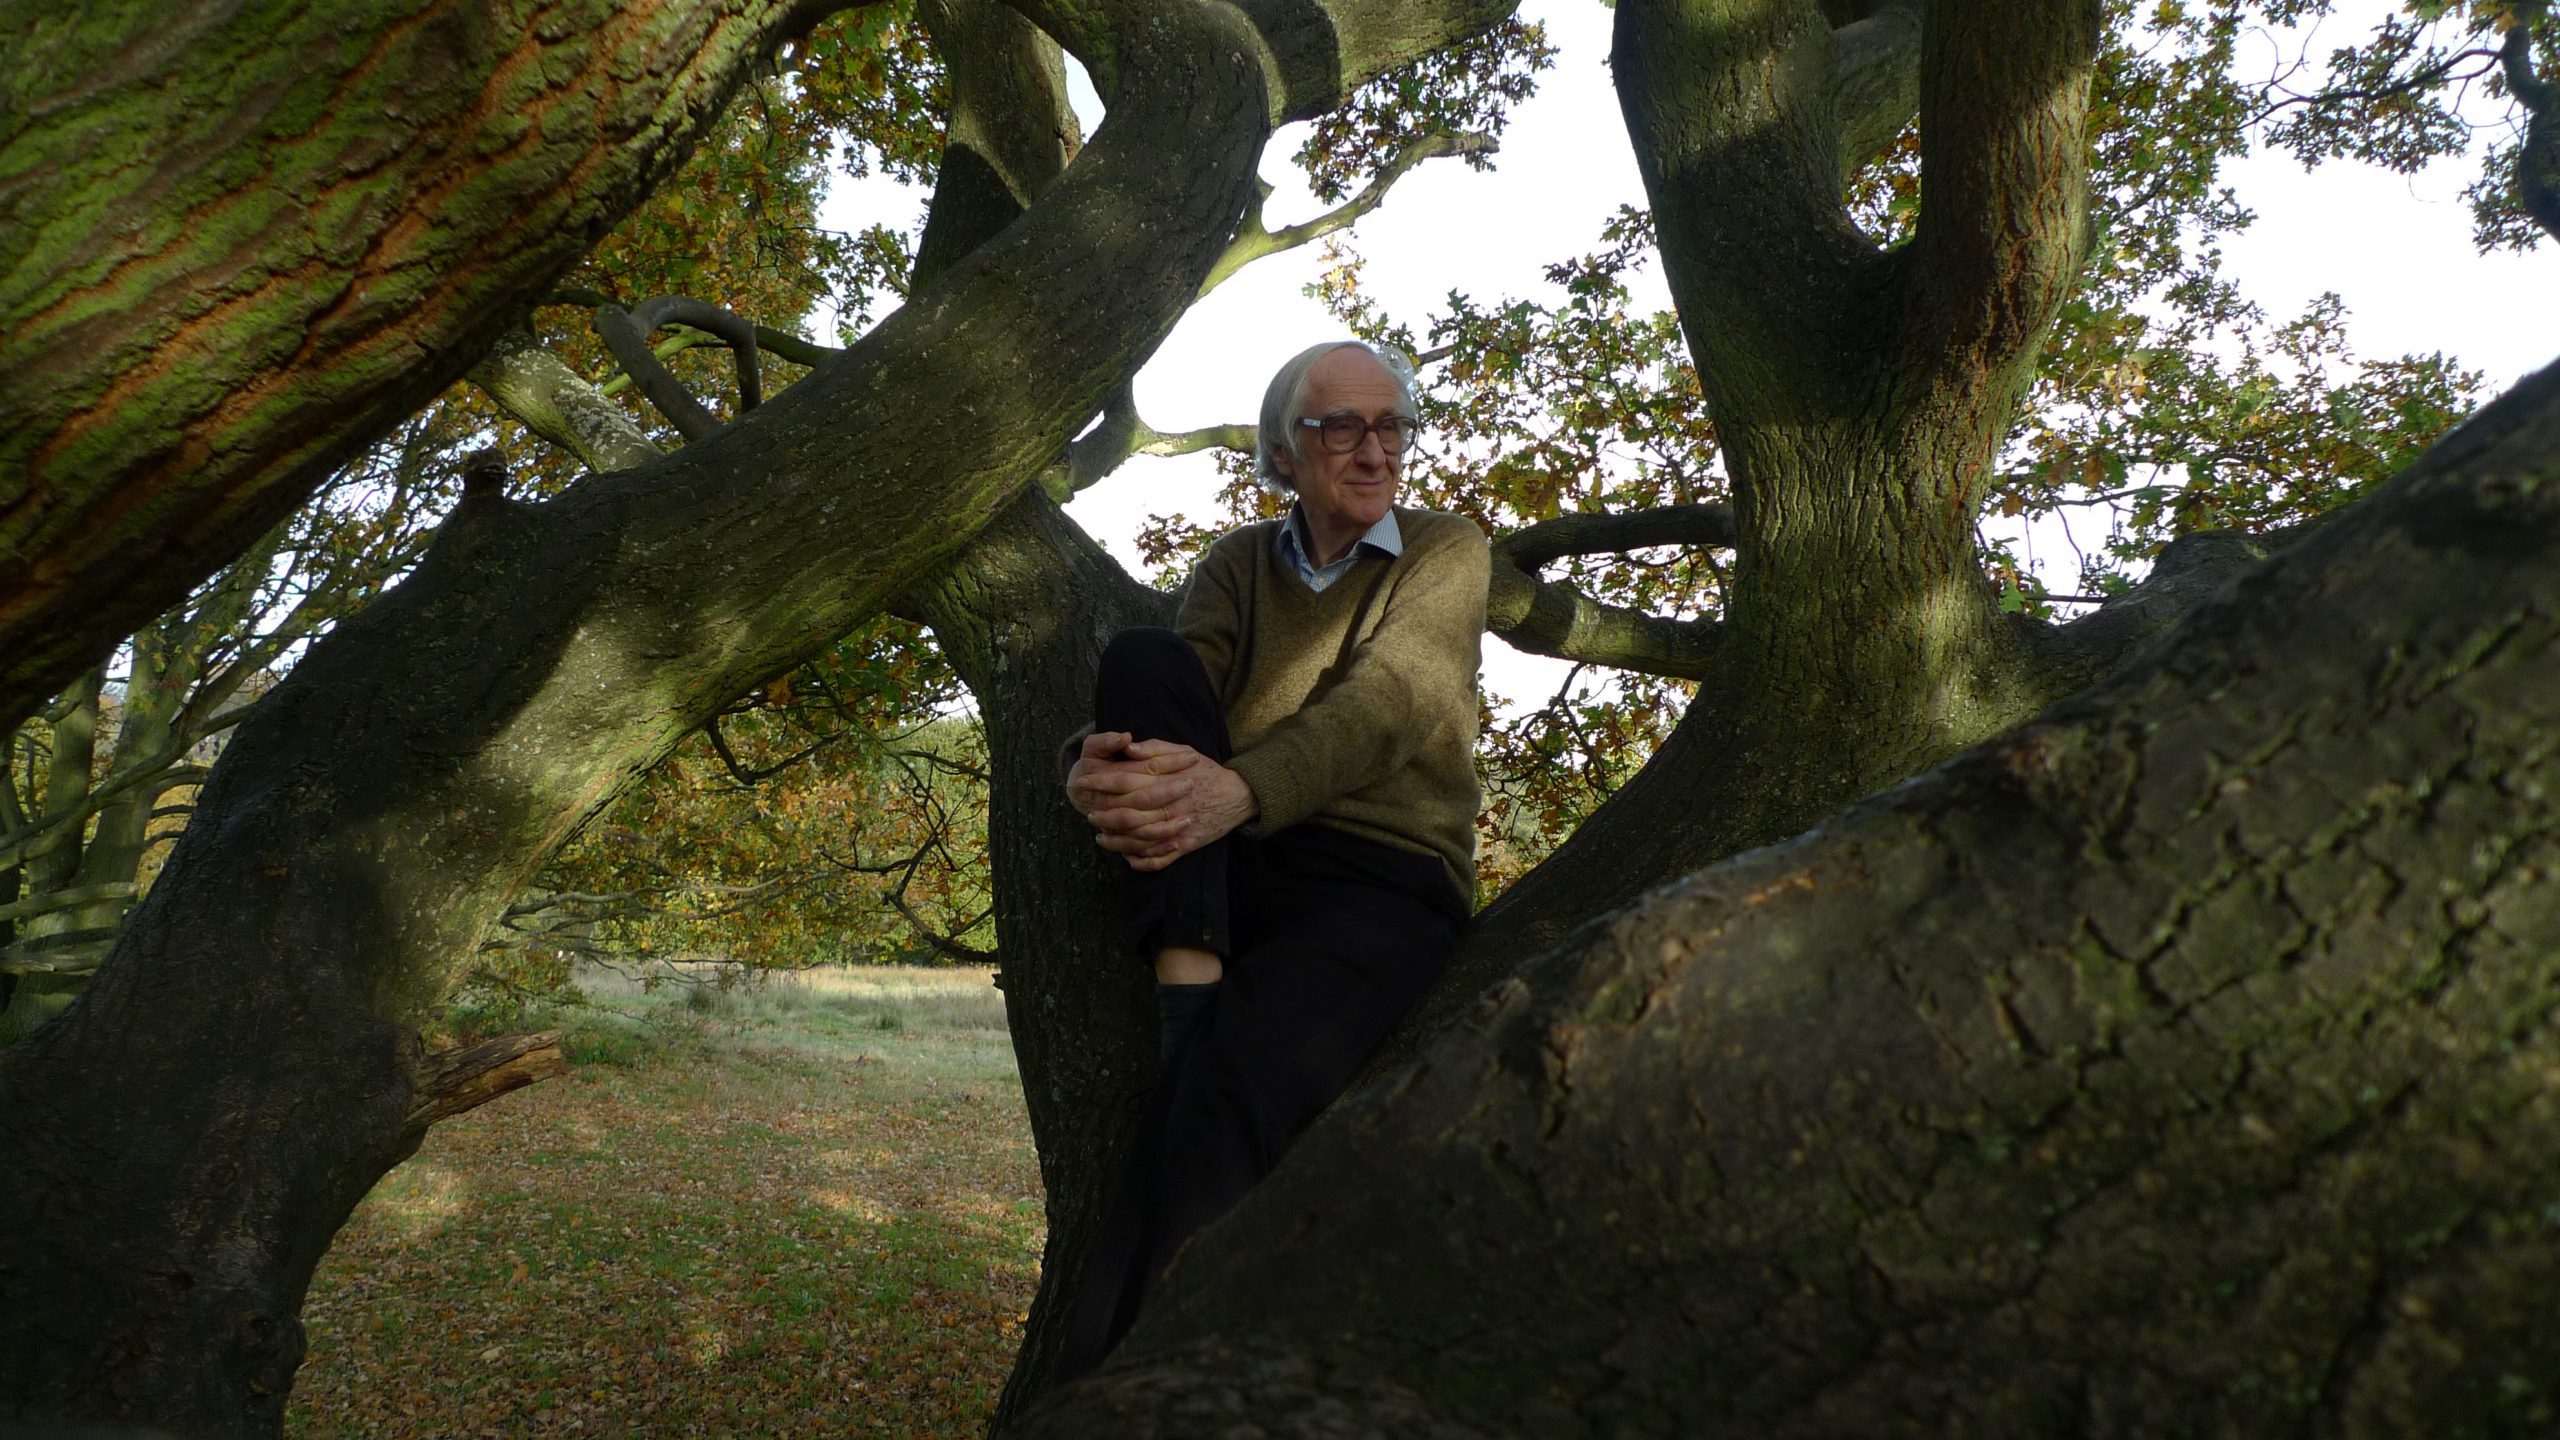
xmin=1066 ymin=732 xmax=1257 ymax=873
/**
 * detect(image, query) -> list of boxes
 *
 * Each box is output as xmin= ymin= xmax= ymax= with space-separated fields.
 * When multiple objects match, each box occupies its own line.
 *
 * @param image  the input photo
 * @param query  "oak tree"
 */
xmin=1 ymin=0 xmax=2555 ymax=1436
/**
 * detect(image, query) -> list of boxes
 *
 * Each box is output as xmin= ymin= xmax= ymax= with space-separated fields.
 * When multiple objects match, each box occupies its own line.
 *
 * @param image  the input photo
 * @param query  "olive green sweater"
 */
xmin=1179 ymin=507 xmax=1488 ymax=897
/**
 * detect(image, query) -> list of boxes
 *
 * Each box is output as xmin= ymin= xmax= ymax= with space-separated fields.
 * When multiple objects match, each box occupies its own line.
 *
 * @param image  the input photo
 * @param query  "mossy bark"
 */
xmin=0 ymin=0 xmax=849 ymax=732
xmin=882 ymin=5 xmax=1185 ymax=1416
xmin=902 ymin=495 xmax=1174 ymax=1422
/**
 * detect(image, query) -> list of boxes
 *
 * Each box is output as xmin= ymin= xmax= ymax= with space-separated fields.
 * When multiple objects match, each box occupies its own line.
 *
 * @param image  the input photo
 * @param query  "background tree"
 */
xmin=0 ymin=412 xmax=483 ymax=1029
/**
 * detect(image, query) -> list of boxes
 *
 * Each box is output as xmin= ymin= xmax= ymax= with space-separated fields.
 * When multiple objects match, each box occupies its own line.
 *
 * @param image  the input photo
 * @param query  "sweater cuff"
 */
xmin=1227 ymin=748 xmax=1312 ymax=834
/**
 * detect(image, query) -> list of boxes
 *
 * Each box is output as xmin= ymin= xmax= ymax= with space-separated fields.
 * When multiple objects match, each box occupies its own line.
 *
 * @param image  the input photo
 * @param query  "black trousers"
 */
xmin=1057 ymin=627 xmax=1466 ymax=1378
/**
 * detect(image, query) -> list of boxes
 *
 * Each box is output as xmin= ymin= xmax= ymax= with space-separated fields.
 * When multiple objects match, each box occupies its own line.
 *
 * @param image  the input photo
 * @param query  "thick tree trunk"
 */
xmin=1010 ymin=354 xmax=2560 ymax=1439
xmin=1416 ymin=0 xmax=2102 ymax=986
xmin=902 ymin=494 xmax=1175 ymax=1420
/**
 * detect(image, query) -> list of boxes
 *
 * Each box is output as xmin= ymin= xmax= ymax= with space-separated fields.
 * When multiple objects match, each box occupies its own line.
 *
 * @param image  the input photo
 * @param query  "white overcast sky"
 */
xmin=822 ymin=0 xmax=2558 ymax=704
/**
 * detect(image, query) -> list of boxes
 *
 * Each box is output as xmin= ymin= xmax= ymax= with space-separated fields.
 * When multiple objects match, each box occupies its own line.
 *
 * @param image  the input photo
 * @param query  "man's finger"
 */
xmin=1096 ymin=811 xmax=1190 ymax=842
xmin=1121 ymin=739 xmax=1204 ymax=767
xmin=1070 ymin=766 xmax=1180 ymax=803
xmin=1129 ymin=826 xmax=1195 ymax=870
xmin=1120 ymin=776 xmax=1194 ymax=811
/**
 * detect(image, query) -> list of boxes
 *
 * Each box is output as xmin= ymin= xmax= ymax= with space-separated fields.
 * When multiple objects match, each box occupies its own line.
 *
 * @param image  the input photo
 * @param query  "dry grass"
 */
xmin=288 ymin=966 xmax=1040 ymax=1439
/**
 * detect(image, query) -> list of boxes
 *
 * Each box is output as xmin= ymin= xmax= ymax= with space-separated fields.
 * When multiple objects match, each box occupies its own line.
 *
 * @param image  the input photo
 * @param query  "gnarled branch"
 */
xmin=593 ymin=296 xmax=768 ymax=442
xmin=404 ymin=1032 xmax=566 ymax=1129
xmin=1046 ymin=389 xmax=1258 ymax=500
xmin=1483 ymin=504 xmax=1735 ymax=677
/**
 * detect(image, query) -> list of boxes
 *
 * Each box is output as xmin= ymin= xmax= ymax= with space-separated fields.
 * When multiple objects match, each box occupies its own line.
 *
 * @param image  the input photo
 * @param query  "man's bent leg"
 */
xmin=1057 ymin=627 xmax=1243 ymax=1381
xmin=1141 ymin=827 xmax=1464 ymax=1294
xmin=1091 ymin=627 xmax=1237 ymax=970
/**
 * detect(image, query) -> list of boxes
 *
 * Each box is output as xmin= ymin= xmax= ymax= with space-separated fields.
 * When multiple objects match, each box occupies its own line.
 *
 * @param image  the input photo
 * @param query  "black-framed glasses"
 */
xmin=1298 ymin=413 xmax=1422 ymax=455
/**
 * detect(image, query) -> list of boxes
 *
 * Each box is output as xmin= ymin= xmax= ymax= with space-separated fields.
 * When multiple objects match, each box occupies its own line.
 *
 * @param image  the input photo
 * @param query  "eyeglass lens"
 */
xmin=1314 ymin=415 xmax=1420 ymax=454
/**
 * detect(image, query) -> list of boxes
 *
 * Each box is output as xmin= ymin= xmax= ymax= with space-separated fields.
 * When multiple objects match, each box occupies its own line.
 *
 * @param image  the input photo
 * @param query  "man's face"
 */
xmin=1276 ymin=347 xmax=1406 ymax=550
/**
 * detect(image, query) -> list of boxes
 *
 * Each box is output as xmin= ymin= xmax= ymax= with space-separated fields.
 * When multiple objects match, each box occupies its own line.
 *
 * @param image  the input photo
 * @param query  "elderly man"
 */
xmin=1056 ymin=339 xmax=1489 ymax=1373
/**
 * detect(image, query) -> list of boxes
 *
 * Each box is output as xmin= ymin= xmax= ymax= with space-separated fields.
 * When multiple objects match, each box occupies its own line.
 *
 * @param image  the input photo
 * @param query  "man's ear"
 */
xmin=1272 ymin=446 xmax=1294 ymax=480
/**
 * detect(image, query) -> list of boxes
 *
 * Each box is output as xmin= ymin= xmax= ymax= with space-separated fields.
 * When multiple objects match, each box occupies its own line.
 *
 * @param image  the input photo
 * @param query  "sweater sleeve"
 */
xmin=1056 ymin=530 xmax=1252 ymax=782
xmin=1172 ymin=531 xmax=1250 ymax=694
xmin=1225 ymin=518 xmax=1489 ymax=833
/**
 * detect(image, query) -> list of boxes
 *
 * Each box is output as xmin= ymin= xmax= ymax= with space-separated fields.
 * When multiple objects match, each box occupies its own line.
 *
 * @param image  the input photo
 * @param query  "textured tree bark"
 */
xmin=1418 ymin=0 xmax=2104 ymax=988
xmin=0 ymin=0 xmax=857 ymax=731
xmin=0 ymin=1 xmax=1515 ymax=1432
xmin=1012 ymin=352 xmax=2560 ymax=1439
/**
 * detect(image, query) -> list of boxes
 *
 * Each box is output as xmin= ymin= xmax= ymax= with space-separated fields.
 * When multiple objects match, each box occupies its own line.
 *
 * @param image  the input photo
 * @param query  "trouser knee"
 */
xmin=1098 ymin=626 xmax=1196 ymax=688
xmin=1095 ymin=627 xmax=1216 ymax=729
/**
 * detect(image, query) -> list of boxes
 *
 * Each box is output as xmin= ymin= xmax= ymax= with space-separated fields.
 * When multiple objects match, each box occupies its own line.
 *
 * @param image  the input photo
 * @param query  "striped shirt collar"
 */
xmin=1276 ymin=505 xmax=1403 ymax=593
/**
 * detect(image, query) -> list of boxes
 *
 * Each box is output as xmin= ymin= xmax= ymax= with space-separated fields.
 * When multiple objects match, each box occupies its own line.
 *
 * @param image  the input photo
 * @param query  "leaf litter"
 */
xmin=288 ymin=967 xmax=1042 ymax=1438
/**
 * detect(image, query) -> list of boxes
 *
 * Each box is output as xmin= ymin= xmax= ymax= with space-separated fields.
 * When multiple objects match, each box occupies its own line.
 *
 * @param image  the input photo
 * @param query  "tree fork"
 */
xmin=891 ymin=0 xmax=1173 ymax=1414
xmin=1437 ymin=0 xmax=2104 ymax=971
xmin=898 ymin=495 xmax=1175 ymax=1421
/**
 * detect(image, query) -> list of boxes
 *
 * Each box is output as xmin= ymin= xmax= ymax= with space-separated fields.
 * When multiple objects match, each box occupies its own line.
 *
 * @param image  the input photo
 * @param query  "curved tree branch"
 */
xmin=1498 ymin=502 xmax=1737 ymax=569
xmin=1137 ymin=421 xmax=1261 ymax=459
xmin=1485 ymin=504 xmax=1736 ymax=677
xmin=699 ymin=713 xmax=832 ymax=787
xmin=594 ymin=296 xmax=770 ymax=441
xmin=543 ymin=288 xmax=846 ymax=372
xmin=1486 ymin=556 xmax=1723 ymax=678
xmin=1831 ymin=0 xmax=1924 ymax=182
xmin=1055 ymin=386 xmax=1155 ymax=497
xmin=2503 ymin=18 xmax=2560 ymax=242
xmin=1200 ymin=131 xmax=1496 ymax=295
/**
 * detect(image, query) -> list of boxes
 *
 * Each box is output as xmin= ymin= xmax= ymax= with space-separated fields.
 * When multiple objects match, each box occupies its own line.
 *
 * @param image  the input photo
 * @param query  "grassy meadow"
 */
xmin=286 ymin=965 xmax=1042 ymax=1439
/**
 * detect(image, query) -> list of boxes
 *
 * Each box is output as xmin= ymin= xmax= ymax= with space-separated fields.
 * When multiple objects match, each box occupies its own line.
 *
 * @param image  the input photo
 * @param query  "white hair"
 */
xmin=1253 ymin=341 xmax=1419 ymax=496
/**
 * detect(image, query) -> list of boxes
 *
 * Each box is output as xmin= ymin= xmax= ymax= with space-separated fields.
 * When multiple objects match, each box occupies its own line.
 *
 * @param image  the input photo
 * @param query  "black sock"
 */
xmin=1156 ymin=980 xmax=1220 ymax=1068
